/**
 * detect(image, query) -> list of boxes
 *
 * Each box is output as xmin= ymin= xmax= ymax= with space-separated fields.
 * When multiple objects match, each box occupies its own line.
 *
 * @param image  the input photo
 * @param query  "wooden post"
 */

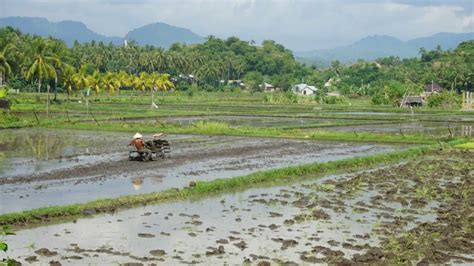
xmin=33 ymin=110 xmax=40 ymax=125
xmin=89 ymin=110 xmax=100 ymax=126
xmin=46 ymin=84 xmax=51 ymax=118
xmin=65 ymin=108 xmax=71 ymax=123
xmin=462 ymin=91 xmax=473 ymax=111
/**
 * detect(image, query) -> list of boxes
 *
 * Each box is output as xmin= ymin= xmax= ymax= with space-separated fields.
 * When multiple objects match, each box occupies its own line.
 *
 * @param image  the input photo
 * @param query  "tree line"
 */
xmin=0 ymin=26 xmax=473 ymax=101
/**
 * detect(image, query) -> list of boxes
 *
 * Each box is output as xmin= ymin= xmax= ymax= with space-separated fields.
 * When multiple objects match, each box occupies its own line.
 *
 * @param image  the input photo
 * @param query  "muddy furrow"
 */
xmin=0 ymin=141 xmax=305 ymax=185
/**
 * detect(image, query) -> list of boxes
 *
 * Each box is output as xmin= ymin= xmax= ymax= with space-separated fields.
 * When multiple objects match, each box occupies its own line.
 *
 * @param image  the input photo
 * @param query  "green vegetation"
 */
xmin=49 ymin=120 xmax=436 ymax=144
xmin=1 ymin=26 xmax=473 ymax=103
xmin=456 ymin=142 xmax=474 ymax=149
xmin=426 ymin=91 xmax=460 ymax=108
xmin=0 ymin=141 xmax=466 ymax=228
xmin=0 ymin=226 xmax=15 ymax=266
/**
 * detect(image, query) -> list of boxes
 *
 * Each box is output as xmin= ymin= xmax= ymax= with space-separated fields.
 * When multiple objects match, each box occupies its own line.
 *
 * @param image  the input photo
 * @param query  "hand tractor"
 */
xmin=129 ymin=138 xmax=171 ymax=162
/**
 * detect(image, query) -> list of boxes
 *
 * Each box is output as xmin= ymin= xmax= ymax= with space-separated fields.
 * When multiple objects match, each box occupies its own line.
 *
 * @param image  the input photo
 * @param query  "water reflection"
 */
xmin=461 ymin=125 xmax=472 ymax=138
xmin=0 ymin=129 xmax=105 ymax=160
xmin=0 ymin=128 xmax=131 ymax=177
xmin=132 ymin=177 xmax=144 ymax=190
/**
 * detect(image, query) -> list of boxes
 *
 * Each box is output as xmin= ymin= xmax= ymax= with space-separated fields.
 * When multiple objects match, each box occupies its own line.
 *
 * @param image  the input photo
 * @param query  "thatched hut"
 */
xmin=0 ymin=99 xmax=10 ymax=110
xmin=401 ymin=95 xmax=423 ymax=107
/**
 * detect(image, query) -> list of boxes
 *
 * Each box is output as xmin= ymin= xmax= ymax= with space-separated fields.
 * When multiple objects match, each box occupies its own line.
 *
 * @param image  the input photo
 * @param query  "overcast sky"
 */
xmin=0 ymin=0 xmax=473 ymax=51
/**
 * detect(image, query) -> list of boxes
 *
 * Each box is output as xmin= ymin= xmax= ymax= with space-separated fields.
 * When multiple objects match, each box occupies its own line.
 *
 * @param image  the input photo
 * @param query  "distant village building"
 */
xmin=462 ymin=91 xmax=473 ymax=111
xmin=0 ymin=99 xmax=10 ymax=110
xmin=292 ymin=83 xmax=318 ymax=96
xmin=401 ymin=95 xmax=424 ymax=108
xmin=227 ymin=80 xmax=246 ymax=90
xmin=325 ymin=92 xmax=341 ymax=97
xmin=424 ymin=82 xmax=444 ymax=93
xmin=174 ymin=74 xmax=195 ymax=84
xmin=324 ymin=78 xmax=339 ymax=90
xmin=260 ymin=83 xmax=276 ymax=92
xmin=421 ymin=82 xmax=444 ymax=101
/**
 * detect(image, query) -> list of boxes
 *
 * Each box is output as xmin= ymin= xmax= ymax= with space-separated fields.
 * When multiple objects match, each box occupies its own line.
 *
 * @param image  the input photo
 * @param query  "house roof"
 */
xmin=294 ymin=83 xmax=307 ymax=91
xmin=424 ymin=82 xmax=443 ymax=92
xmin=294 ymin=84 xmax=317 ymax=92
xmin=326 ymin=92 xmax=341 ymax=97
xmin=404 ymin=96 xmax=423 ymax=103
xmin=261 ymin=82 xmax=274 ymax=88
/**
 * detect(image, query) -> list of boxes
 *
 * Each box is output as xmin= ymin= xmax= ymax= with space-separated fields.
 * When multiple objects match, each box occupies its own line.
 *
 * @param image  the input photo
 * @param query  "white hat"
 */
xmin=133 ymin=133 xmax=143 ymax=139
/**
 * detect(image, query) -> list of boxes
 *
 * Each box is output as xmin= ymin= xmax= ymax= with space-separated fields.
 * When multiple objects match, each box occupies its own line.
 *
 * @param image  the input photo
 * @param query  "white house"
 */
xmin=228 ymin=80 xmax=247 ymax=90
xmin=293 ymin=83 xmax=318 ymax=96
xmin=260 ymin=83 xmax=276 ymax=92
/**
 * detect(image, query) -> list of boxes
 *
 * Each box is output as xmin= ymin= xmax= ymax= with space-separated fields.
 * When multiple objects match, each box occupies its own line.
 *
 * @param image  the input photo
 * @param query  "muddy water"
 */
xmin=0 ymin=128 xmax=139 ymax=177
xmin=1 ymin=177 xmax=394 ymax=264
xmin=0 ymin=128 xmax=398 ymax=213
xmin=7 ymin=155 xmax=473 ymax=265
xmin=323 ymin=121 xmax=474 ymax=138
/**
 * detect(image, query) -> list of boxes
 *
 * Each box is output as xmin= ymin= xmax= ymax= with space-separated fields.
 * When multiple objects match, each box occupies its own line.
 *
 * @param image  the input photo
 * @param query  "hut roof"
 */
xmin=424 ymin=83 xmax=443 ymax=92
xmin=404 ymin=96 xmax=423 ymax=104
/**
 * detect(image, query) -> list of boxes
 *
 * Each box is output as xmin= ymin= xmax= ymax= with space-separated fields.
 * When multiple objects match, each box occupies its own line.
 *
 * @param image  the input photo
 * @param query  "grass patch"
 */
xmin=455 ymin=142 xmax=474 ymax=149
xmin=48 ymin=120 xmax=437 ymax=144
xmin=0 ymin=140 xmax=465 ymax=228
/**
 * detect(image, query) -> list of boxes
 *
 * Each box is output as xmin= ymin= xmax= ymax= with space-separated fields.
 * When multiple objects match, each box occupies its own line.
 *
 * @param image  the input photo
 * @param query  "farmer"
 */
xmin=129 ymin=132 xmax=152 ymax=160
xmin=129 ymin=132 xmax=146 ymax=152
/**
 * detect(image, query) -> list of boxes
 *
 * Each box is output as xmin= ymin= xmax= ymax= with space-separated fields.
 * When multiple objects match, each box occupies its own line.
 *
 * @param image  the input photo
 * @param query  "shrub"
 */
xmin=426 ymin=91 xmax=460 ymax=108
xmin=323 ymin=96 xmax=344 ymax=104
xmin=0 ymin=88 xmax=7 ymax=99
xmin=371 ymin=93 xmax=389 ymax=105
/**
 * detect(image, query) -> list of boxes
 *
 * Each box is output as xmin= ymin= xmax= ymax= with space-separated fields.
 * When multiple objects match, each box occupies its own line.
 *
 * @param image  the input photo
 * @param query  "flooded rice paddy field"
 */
xmin=325 ymin=121 xmax=474 ymax=138
xmin=5 ymin=149 xmax=473 ymax=265
xmin=105 ymin=114 xmax=474 ymax=138
xmin=135 ymin=115 xmax=371 ymax=128
xmin=0 ymin=128 xmax=398 ymax=213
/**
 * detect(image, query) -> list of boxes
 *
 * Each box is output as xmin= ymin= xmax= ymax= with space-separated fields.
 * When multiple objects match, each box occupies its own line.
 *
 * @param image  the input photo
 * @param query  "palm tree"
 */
xmin=49 ymin=41 xmax=71 ymax=101
xmin=115 ymin=71 xmax=129 ymax=92
xmin=73 ymin=65 xmax=89 ymax=93
xmin=196 ymin=62 xmax=220 ymax=85
xmin=146 ymin=72 xmax=174 ymax=106
xmin=87 ymin=70 xmax=102 ymax=95
xmin=233 ymin=59 xmax=245 ymax=80
xmin=60 ymin=65 xmax=76 ymax=96
xmin=153 ymin=48 xmax=167 ymax=72
xmin=102 ymin=72 xmax=120 ymax=94
xmin=128 ymin=74 xmax=138 ymax=91
xmin=0 ymin=43 xmax=16 ymax=86
xmin=24 ymin=38 xmax=58 ymax=94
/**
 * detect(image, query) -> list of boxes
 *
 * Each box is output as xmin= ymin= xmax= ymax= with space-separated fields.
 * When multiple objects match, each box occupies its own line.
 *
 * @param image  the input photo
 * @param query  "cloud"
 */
xmin=0 ymin=0 xmax=472 ymax=50
xmin=391 ymin=0 xmax=473 ymax=16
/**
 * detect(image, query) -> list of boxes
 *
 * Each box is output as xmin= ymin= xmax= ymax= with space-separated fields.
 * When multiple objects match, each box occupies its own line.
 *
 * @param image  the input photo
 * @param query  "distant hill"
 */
xmin=296 ymin=32 xmax=474 ymax=66
xmin=0 ymin=17 xmax=123 ymax=46
xmin=127 ymin=22 xmax=204 ymax=47
xmin=407 ymin=32 xmax=474 ymax=51
xmin=0 ymin=17 xmax=204 ymax=48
